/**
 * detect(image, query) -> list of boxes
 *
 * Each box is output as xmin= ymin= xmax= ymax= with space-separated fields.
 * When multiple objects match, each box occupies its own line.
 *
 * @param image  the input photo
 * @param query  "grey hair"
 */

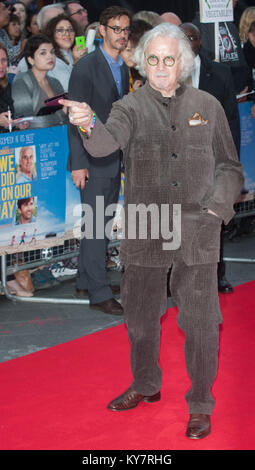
xmin=37 ymin=3 xmax=64 ymax=30
xmin=132 ymin=10 xmax=162 ymax=27
xmin=133 ymin=22 xmax=194 ymax=82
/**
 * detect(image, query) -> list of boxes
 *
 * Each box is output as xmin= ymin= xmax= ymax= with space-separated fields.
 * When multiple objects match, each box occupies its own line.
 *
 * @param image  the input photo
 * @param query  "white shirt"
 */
xmin=191 ymin=54 xmax=201 ymax=89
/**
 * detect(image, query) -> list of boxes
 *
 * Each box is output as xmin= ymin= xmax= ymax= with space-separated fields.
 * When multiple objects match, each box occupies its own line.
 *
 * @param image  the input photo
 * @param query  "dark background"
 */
xmin=81 ymin=0 xmax=255 ymax=25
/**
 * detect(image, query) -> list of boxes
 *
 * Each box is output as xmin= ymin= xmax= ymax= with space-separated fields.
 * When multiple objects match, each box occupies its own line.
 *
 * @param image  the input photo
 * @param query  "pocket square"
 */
xmin=188 ymin=112 xmax=208 ymax=127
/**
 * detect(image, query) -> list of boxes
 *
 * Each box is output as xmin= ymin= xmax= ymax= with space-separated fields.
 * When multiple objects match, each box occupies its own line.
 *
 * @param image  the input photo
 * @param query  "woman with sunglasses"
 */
xmin=11 ymin=34 xmax=67 ymax=128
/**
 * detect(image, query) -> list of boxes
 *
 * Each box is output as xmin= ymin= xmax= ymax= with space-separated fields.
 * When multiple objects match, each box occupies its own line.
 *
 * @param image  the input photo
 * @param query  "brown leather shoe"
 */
xmin=90 ymin=298 xmax=123 ymax=315
xmin=185 ymin=414 xmax=211 ymax=439
xmin=107 ymin=387 xmax=161 ymax=411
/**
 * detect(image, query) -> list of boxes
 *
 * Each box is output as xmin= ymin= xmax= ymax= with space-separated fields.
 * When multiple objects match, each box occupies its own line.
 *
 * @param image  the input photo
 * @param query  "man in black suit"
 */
xmin=180 ymin=22 xmax=241 ymax=293
xmin=192 ymin=0 xmax=250 ymax=96
xmin=67 ymin=5 xmax=131 ymax=315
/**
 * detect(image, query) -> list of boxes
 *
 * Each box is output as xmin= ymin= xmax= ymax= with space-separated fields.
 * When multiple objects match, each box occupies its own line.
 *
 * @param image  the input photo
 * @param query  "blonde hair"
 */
xmin=239 ymin=7 xmax=255 ymax=43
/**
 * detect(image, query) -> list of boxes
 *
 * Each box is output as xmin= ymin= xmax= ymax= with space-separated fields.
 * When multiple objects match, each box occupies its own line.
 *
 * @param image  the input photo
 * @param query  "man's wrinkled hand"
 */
xmin=59 ymin=99 xmax=93 ymax=129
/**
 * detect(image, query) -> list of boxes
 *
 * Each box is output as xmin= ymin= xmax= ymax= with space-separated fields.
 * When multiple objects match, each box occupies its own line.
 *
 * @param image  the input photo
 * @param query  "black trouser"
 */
xmin=77 ymin=174 xmax=120 ymax=304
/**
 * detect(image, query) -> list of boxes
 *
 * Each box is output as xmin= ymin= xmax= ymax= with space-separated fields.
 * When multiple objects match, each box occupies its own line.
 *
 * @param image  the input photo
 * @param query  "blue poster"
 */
xmin=0 ymin=124 xmax=128 ymax=254
xmin=239 ymin=102 xmax=255 ymax=191
xmin=0 ymin=125 xmax=69 ymax=254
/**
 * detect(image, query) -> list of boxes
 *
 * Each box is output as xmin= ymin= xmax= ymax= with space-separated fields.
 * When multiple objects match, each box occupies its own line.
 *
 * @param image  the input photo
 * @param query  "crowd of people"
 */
xmin=0 ymin=1 xmax=254 ymax=131
xmin=0 ymin=0 xmax=253 ymax=441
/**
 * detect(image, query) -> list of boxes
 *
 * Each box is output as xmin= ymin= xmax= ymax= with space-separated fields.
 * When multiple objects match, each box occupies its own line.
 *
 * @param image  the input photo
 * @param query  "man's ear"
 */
xmin=99 ymin=24 xmax=106 ymax=39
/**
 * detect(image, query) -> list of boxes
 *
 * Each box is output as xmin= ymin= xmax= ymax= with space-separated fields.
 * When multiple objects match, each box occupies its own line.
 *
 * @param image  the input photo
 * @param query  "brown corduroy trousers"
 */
xmin=121 ymin=249 xmax=222 ymax=415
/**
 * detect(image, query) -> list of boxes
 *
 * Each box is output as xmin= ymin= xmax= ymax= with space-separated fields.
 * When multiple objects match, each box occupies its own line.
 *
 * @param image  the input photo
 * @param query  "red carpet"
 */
xmin=0 ymin=281 xmax=255 ymax=450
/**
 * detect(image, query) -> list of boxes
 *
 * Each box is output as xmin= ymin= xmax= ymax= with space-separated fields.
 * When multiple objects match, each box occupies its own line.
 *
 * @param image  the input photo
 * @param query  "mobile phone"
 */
xmin=45 ymin=92 xmax=68 ymax=107
xmin=75 ymin=36 xmax=86 ymax=50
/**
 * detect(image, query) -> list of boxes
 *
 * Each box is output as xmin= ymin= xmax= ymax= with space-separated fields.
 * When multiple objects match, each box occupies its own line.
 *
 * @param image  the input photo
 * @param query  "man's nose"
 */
xmin=157 ymin=59 xmax=166 ymax=70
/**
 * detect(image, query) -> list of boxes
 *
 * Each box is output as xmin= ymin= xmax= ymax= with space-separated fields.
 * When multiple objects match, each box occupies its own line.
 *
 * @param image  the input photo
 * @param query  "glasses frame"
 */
xmin=55 ymin=27 xmax=75 ymax=36
xmin=70 ymin=8 xmax=87 ymax=16
xmin=105 ymin=25 xmax=131 ymax=35
xmin=145 ymin=54 xmax=181 ymax=67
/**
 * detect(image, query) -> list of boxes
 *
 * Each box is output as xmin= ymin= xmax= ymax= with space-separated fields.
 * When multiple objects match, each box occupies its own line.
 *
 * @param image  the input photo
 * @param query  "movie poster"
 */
xmin=0 ymin=125 xmax=128 ymax=255
xmin=0 ymin=126 xmax=68 ymax=254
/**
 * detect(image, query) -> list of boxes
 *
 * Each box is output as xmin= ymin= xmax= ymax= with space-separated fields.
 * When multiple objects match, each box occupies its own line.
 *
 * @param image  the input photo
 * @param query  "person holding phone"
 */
xmin=43 ymin=14 xmax=87 ymax=92
xmin=11 ymin=33 xmax=67 ymax=128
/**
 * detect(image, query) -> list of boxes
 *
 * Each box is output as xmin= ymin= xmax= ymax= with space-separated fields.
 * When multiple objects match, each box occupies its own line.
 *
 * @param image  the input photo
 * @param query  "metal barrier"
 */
xmin=223 ymin=192 xmax=255 ymax=264
xmin=1 ymin=194 xmax=254 ymax=302
xmin=1 ymin=237 xmax=121 ymax=304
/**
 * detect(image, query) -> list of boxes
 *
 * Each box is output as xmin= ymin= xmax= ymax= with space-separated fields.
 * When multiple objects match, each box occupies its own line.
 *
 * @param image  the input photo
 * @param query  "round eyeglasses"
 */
xmin=146 ymin=54 xmax=179 ymax=67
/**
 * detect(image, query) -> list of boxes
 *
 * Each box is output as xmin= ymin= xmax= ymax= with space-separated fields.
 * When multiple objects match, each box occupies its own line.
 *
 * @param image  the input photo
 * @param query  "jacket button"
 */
xmin=172 ymin=153 xmax=178 ymax=159
xmin=171 ymin=124 xmax=176 ymax=131
xmin=171 ymin=181 xmax=179 ymax=187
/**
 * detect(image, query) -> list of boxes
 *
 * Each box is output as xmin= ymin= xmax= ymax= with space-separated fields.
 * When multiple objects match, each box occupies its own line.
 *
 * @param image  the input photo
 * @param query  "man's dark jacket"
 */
xmin=198 ymin=53 xmax=241 ymax=154
xmin=67 ymin=46 xmax=129 ymax=177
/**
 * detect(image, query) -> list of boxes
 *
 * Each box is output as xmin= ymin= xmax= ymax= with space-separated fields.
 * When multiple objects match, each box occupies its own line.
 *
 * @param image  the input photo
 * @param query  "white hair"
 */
xmin=133 ymin=22 xmax=194 ymax=82
xmin=37 ymin=3 xmax=65 ymax=30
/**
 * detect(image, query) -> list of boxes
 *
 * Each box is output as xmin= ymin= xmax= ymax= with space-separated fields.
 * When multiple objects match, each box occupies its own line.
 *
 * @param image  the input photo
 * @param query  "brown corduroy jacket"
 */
xmin=82 ymin=82 xmax=244 ymax=267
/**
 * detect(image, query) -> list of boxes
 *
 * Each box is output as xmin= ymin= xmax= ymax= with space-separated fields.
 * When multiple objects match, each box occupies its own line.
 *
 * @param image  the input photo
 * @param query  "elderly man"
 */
xmin=16 ymin=146 xmax=37 ymax=183
xmin=36 ymin=4 xmax=64 ymax=31
xmin=180 ymin=22 xmax=241 ymax=294
xmin=61 ymin=23 xmax=244 ymax=439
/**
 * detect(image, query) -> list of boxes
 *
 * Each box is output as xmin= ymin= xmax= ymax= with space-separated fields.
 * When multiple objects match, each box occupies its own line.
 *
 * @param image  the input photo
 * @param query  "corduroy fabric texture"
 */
xmin=121 ymin=249 xmax=221 ymax=414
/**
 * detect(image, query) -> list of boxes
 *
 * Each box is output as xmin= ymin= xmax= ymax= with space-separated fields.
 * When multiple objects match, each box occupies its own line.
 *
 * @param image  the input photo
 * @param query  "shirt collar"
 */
xmin=99 ymin=44 xmax=123 ymax=66
xmin=145 ymin=80 xmax=186 ymax=103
